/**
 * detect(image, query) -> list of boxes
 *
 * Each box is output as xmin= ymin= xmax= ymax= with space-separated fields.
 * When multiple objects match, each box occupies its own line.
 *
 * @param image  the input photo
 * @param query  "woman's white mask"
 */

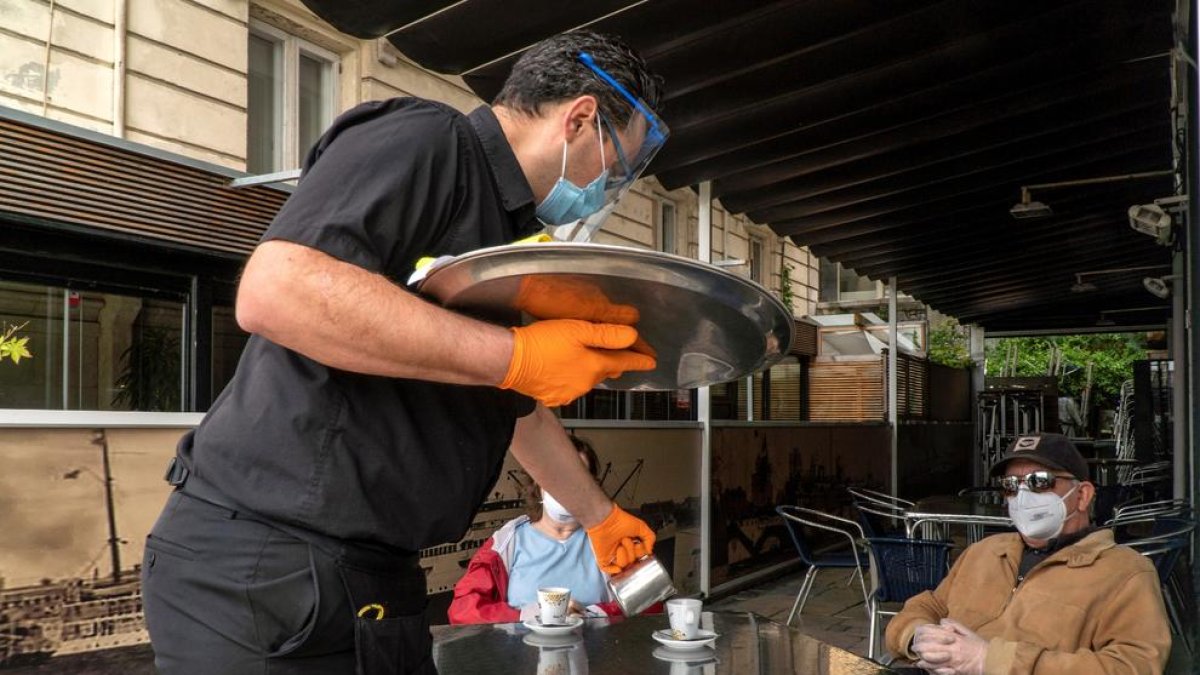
xmin=541 ymin=490 xmax=577 ymax=525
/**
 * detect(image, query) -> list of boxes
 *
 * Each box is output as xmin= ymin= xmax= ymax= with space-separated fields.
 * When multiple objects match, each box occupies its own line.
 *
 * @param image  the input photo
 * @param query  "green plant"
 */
xmin=778 ymin=263 xmax=795 ymax=313
xmin=0 ymin=322 xmax=32 ymax=365
xmin=985 ymin=334 xmax=1146 ymax=405
xmin=113 ymin=324 xmax=181 ymax=411
xmin=927 ymin=318 xmax=973 ymax=368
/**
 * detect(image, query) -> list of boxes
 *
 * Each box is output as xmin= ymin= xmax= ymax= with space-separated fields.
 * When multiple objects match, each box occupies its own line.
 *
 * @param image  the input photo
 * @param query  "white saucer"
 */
xmin=522 ymin=632 xmax=583 ymax=649
xmin=652 ymin=646 xmax=719 ymax=664
xmin=522 ymin=615 xmax=584 ymax=635
xmin=651 ymin=628 xmax=718 ymax=650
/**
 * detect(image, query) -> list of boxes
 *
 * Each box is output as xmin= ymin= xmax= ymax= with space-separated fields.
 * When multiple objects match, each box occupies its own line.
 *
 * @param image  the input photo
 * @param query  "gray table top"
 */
xmin=430 ymin=611 xmax=895 ymax=675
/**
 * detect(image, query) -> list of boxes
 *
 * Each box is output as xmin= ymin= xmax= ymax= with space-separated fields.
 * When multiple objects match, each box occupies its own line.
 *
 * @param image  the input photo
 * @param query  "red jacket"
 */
xmin=448 ymin=517 xmax=627 ymax=624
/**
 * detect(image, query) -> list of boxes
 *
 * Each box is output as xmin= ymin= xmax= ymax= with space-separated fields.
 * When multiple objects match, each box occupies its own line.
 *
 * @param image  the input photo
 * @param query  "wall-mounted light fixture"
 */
xmin=1010 ymin=170 xmax=1174 ymax=220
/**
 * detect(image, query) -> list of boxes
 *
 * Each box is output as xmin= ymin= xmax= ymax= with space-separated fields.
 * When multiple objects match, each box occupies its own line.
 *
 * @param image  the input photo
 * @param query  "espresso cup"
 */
xmin=537 ymin=587 xmax=571 ymax=625
xmin=666 ymin=598 xmax=702 ymax=640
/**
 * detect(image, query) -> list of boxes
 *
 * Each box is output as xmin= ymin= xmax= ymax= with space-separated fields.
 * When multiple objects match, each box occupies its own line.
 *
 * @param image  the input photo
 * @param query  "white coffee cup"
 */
xmin=537 ymin=586 xmax=572 ymax=625
xmin=666 ymin=598 xmax=702 ymax=640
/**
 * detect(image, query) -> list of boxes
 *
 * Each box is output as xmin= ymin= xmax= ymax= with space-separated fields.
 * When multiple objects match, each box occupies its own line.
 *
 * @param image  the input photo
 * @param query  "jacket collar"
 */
xmin=467 ymin=106 xmax=535 ymax=214
xmin=993 ymin=528 xmax=1114 ymax=568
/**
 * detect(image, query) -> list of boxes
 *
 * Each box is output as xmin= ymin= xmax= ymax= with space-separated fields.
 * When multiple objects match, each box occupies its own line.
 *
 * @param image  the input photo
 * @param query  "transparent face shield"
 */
xmin=546 ymin=51 xmax=669 ymax=242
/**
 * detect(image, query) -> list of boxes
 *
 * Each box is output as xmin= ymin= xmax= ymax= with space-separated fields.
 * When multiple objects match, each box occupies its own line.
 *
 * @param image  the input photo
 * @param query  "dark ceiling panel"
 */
xmin=298 ymin=0 xmax=1179 ymax=331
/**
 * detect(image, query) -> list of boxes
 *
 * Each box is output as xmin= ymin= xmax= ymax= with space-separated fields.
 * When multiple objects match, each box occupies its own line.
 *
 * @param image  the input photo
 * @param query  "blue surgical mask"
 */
xmin=535 ymin=118 xmax=610 ymax=226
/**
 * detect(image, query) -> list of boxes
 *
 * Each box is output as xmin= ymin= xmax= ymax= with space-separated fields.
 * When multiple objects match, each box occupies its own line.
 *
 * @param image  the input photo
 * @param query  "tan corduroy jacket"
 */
xmin=885 ymin=529 xmax=1170 ymax=674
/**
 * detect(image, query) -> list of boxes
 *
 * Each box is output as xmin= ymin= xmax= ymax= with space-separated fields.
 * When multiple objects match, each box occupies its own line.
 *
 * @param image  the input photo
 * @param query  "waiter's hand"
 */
xmin=587 ymin=503 xmax=657 ymax=575
xmin=514 ymin=277 xmax=640 ymax=325
xmin=500 ymin=320 xmax=656 ymax=407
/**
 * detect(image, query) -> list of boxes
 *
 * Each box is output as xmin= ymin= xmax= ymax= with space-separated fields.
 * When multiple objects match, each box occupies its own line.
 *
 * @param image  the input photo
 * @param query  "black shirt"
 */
xmin=1016 ymin=526 xmax=1097 ymax=580
xmin=182 ymin=99 xmax=538 ymax=552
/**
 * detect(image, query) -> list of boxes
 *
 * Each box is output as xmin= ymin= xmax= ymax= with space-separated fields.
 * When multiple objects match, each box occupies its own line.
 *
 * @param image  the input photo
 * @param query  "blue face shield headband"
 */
xmin=546 ymin=51 xmax=669 ymax=242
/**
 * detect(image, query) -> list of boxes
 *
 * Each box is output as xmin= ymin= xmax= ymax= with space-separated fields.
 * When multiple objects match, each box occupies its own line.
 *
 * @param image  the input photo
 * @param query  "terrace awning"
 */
xmin=300 ymin=0 xmax=1180 ymax=332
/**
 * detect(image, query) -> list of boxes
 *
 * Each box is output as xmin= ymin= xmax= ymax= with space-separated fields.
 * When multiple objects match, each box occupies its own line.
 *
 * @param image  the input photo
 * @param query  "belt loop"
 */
xmin=164 ymin=455 xmax=190 ymax=487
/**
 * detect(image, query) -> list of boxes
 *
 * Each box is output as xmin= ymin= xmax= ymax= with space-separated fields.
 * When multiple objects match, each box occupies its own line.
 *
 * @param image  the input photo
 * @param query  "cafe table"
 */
xmin=904 ymin=494 xmax=1012 ymax=544
xmin=430 ymin=610 xmax=896 ymax=674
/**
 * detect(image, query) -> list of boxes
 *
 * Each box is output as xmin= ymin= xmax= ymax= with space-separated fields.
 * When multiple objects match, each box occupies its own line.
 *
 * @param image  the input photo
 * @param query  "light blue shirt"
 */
xmin=506 ymin=521 xmax=608 ymax=608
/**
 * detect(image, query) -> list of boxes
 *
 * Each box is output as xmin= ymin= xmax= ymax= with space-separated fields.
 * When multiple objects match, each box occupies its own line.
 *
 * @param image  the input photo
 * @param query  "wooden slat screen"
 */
xmin=0 ymin=114 xmax=286 ymax=256
xmin=789 ymin=319 xmax=818 ymax=357
xmin=809 ymin=357 xmax=885 ymax=421
xmin=896 ymin=353 xmax=929 ymax=420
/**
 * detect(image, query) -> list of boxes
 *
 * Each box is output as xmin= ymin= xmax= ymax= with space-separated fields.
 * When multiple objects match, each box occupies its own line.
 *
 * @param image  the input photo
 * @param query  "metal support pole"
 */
xmin=95 ymin=430 xmax=121 ymax=583
xmin=969 ymin=325 xmax=987 ymax=484
xmin=698 ymin=181 xmax=713 ymax=597
xmin=888 ymin=277 xmax=899 ymax=496
xmin=1173 ymin=251 xmax=1187 ymax=499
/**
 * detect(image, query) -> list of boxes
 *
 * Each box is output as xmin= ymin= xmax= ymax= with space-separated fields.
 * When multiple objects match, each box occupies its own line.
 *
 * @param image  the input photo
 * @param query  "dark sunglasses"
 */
xmin=998 ymin=471 xmax=1076 ymax=497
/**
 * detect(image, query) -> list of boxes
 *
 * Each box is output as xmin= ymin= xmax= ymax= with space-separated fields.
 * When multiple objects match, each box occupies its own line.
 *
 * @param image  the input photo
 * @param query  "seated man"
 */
xmin=448 ymin=436 xmax=624 ymax=623
xmin=885 ymin=433 xmax=1171 ymax=674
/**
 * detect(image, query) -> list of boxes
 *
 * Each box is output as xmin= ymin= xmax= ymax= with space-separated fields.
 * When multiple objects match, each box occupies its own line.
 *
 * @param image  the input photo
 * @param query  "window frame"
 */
xmin=748 ymin=236 xmax=765 ymax=284
xmin=248 ymin=20 xmax=340 ymax=172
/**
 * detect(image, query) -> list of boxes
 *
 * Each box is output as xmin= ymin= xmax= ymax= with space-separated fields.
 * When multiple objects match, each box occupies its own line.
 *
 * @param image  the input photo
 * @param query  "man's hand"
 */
xmin=586 ymin=504 xmax=657 ymax=575
xmin=913 ymin=619 xmax=987 ymax=675
xmin=501 ymin=320 xmax=656 ymax=407
xmin=514 ymin=277 xmax=639 ymax=325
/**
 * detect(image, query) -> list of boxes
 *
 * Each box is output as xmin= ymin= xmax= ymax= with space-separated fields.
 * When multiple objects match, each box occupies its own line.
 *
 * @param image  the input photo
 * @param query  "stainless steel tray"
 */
xmin=418 ymin=243 xmax=793 ymax=390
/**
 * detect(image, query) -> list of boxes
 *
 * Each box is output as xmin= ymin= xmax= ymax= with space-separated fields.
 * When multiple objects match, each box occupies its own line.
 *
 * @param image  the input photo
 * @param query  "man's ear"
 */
xmin=562 ymin=95 xmax=599 ymax=141
xmin=1076 ymin=480 xmax=1096 ymax=516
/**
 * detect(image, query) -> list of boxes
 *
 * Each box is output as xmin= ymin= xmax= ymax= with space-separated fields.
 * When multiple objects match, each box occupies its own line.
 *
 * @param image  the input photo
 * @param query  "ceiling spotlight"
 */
xmin=1142 ymin=275 xmax=1177 ymax=299
xmin=1128 ymin=204 xmax=1174 ymax=245
xmin=1070 ymin=275 xmax=1098 ymax=293
xmin=1010 ymin=187 xmax=1053 ymax=219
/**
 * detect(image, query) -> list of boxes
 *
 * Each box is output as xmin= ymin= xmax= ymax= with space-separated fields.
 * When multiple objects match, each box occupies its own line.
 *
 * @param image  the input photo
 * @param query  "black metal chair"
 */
xmin=776 ymin=505 xmax=871 ymax=626
xmin=863 ymin=536 xmax=954 ymax=661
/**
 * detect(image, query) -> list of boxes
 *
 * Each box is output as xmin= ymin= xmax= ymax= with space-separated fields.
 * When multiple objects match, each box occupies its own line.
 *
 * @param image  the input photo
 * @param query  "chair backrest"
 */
xmin=776 ymin=505 xmax=865 ymax=567
xmin=1130 ymin=536 xmax=1188 ymax=583
xmin=852 ymin=500 xmax=909 ymax=539
xmin=1112 ymin=499 xmax=1191 ymax=521
xmin=848 ymin=487 xmax=915 ymax=509
xmin=1112 ymin=516 xmax=1195 ymax=545
xmin=864 ymin=537 xmax=954 ymax=604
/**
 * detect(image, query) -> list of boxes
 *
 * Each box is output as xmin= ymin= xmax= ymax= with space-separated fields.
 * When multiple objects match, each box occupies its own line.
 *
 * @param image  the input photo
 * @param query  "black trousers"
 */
xmin=142 ymin=491 xmax=437 ymax=675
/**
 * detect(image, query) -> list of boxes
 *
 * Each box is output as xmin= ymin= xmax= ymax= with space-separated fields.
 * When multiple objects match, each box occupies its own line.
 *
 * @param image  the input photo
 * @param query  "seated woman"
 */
xmin=448 ymin=436 xmax=624 ymax=624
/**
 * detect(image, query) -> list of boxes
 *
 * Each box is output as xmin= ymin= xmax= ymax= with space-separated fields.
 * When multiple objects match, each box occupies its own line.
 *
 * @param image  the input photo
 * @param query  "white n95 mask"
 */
xmin=1007 ymin=483 xmax=1078 ymax=540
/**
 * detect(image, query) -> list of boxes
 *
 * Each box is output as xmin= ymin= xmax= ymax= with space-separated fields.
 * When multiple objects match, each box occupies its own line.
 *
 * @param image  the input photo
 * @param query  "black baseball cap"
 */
xmin=989 ymin=433 xmax=1089 ymax=481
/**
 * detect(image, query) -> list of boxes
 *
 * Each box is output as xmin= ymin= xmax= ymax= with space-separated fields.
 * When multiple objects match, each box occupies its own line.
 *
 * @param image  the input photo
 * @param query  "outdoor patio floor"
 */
xmin=709 ymin=564 xmax=1195 ymax=673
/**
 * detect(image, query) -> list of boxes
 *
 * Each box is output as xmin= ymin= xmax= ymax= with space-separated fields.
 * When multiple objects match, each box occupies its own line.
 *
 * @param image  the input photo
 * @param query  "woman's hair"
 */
xmin=522 ymin=435 xmax=602 ymax=521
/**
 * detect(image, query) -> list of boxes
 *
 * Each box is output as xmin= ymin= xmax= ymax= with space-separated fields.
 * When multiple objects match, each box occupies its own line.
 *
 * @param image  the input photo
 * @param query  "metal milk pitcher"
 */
xmin=607 ymin=555 xmax=676 ymax=617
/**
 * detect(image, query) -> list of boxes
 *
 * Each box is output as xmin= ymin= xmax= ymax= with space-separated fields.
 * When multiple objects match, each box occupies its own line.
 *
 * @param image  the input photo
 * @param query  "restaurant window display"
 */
xmin=0 ymin=280 xmax=185 ymax=411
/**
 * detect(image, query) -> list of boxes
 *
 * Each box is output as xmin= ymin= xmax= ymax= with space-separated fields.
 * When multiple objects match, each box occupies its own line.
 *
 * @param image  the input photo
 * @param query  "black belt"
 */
xmin=164 ymin=456 xmax=419 ymax=574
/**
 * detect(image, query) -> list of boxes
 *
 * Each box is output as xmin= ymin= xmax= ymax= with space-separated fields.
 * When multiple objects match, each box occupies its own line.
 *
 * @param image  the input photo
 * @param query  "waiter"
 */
xmin=142 ymin=30 xmax=666 ymax=674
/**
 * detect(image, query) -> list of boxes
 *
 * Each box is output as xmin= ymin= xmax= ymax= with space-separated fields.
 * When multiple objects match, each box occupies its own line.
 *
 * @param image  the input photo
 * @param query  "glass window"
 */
xmin=839 ymin=264 xmax=876 ymax=299
xmin=749 ymin=238 xmax=764 ymax=284
xmin=298 ymin=52 xmax=333 ymax=161
xmin=247 ymin=24 xmax=338 ymax=173
xmin=0 ymin=281 xmax=185 ymax=411
xmin=212 ymin=304 xmax=250 ymax=398
xmin=247 ymin=33 xmax=281 ymax=173
xmin=658 ymin=200 xmax=677 ymax=254
xmin=818 ymin=257 xmax=839 ymax=302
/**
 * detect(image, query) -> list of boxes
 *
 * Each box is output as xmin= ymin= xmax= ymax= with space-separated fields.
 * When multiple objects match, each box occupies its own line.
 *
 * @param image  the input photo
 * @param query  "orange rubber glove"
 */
xmin=500 ymin=320 xmax=657 ymax=407
xmin=587 ymin=503 xmax=657 ymax=575
xmin=514 ymin=276 xmax=639 ymax=325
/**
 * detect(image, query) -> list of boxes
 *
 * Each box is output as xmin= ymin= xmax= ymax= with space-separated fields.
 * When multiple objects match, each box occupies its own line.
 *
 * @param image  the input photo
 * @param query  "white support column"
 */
xmin=698 ymin=181 xmax=713 ymax=597
xmin=888 ymin=277 xmax=899 ymax=496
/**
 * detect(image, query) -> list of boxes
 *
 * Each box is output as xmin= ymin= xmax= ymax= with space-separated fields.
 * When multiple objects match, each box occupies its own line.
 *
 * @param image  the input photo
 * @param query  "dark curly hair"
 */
xmin=494 ymin=30 xmax=663 ymax=128
xmin=522 ymin=435 xmax=602 ymax=521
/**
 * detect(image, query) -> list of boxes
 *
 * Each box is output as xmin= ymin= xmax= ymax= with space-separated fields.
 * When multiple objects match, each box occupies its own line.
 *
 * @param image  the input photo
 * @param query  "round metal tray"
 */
xmin=418 ymin=243 xmax=793 ymax=390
